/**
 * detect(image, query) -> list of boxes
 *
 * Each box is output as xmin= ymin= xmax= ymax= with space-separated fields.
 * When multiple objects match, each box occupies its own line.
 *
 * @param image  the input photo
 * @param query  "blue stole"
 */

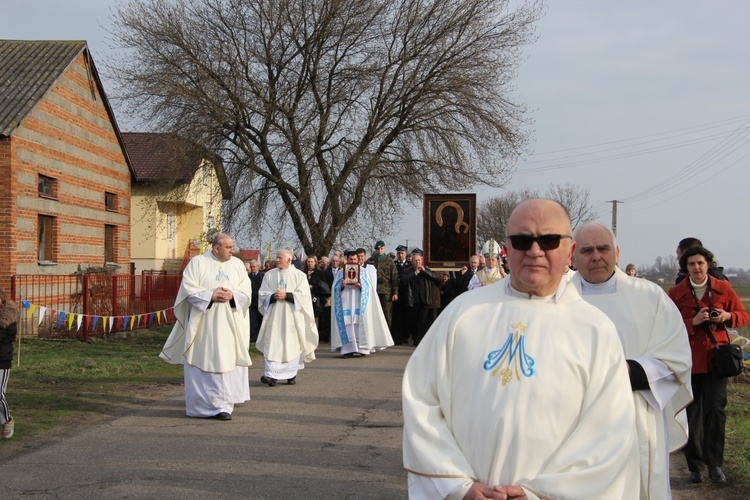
xmin=333 ymin=267 xmax=371 ymax=345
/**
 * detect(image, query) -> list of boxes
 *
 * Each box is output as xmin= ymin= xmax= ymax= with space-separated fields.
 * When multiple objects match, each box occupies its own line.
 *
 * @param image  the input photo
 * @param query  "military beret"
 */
xmin=374 ymin=240 xmax=386 ymax=249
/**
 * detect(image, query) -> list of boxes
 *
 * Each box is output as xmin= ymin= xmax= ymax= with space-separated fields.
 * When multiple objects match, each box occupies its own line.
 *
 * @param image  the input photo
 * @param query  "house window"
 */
xmin=38 ymin=215 xmax=56 ymax=262
xmin=38 ymin=174 xmax=57 ymax=198
xmin=167 ymin=213 xmax=176 ymax=240
xmin=104 ymin=225 xmax=116 ymax=263
xmin=105 ymin=192 xmax=117 ymax=212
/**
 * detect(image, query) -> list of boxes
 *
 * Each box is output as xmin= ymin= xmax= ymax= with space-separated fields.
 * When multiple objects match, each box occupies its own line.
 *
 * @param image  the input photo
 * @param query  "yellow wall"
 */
xmin=130 ymin=160 xmax=225 ymax=273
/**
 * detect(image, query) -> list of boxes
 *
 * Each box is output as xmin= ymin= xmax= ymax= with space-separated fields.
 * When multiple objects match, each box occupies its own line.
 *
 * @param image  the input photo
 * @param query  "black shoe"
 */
xmin=342 ymin=353 xmax=354 ymax=359
xmin=709 ymin=466 xmax=726 ymax=483
xmin=214 ymin=412 xmax=232 ymax=421
xmin=689 ymin=470 xmax=704 ymax=483
xmin=287 ymin=377 xmax=296 ymax=385
xmin=260 ymin=376 xmax=277 ymax=387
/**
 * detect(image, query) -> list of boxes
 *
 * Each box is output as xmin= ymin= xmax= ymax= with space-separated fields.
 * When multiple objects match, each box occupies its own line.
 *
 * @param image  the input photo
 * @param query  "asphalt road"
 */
xmin=0 ymin=345 xmax=413 ymax=500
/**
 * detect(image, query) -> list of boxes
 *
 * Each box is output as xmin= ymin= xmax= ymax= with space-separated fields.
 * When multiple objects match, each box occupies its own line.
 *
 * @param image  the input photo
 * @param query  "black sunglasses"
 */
xmin=508 ymin=234 xmax=572 ymax=251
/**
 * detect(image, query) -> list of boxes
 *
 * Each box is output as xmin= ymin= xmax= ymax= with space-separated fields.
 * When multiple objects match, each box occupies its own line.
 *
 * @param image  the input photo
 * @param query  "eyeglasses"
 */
xmin=508 ymin=234 xmax=572 ymax=251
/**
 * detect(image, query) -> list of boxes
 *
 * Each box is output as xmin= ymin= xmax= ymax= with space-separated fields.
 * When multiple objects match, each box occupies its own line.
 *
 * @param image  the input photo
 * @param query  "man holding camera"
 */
xmin=400 ymin=249 xmax=439 ymax=347
xmin=571 ymin=222 xmax=692 ymax=499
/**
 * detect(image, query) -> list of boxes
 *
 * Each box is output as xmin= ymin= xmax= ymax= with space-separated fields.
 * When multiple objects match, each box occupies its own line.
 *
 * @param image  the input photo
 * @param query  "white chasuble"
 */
xmin=468 ymin=267 xmax=504 ymax=290
xmin=256 ymin=267 xmax=318 ymax=366
xmin=403 ymin=280 xmax=640 ymax=500
xmin=160 ymin=251 xmax=252 ymax=373
xmin=572 ymin=268 xmax=692 ymax=500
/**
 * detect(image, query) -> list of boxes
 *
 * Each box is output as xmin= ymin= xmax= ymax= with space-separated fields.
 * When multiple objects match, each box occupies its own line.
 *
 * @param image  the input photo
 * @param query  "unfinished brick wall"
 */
xmin=5 ymin=51 xmax=131 ymax=294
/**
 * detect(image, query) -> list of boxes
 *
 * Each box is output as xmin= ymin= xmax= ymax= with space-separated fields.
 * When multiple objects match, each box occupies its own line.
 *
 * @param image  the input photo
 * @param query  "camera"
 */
xmin=709 ymin=310 xmax=720 ymax=319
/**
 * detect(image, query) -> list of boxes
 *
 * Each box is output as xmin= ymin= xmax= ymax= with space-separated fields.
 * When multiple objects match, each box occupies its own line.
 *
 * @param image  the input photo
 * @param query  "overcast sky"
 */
xmin=3 ymin=0 xmax=749 ymax=269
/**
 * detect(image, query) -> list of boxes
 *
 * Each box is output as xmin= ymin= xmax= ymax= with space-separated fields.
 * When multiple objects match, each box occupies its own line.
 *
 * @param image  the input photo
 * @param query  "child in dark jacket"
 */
xmin=0 ymin=287 xmax=18 ymax=439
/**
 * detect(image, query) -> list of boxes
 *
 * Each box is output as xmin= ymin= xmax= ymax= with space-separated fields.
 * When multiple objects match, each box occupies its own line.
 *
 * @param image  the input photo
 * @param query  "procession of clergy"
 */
xmin=160 ymin=197 xmax=710 ymax=499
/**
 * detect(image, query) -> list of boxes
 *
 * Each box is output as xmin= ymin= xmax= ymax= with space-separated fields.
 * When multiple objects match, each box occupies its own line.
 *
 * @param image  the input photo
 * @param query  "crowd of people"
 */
xmin=152 ymin=199 xmax=748 ymax=498
xmin=243 ymin=239 xmax=515 ymax=349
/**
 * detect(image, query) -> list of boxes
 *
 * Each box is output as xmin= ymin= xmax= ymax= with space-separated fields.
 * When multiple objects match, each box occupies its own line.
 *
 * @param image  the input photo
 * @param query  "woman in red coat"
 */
xmin=668 ymin=246 xmax=749 ymax=484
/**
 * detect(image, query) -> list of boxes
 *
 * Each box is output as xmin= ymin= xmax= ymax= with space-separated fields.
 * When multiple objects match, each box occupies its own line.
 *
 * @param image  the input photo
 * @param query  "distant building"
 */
xmin=123 ymin=132 xmax=231 ymax=274
xmin=0 ymin=40 xmax=133 ymax=292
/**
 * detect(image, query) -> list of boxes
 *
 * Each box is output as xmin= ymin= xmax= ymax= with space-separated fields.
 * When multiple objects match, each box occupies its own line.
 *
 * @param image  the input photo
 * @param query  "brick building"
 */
xmin=0 ymin=40 xmax=133 ymax=293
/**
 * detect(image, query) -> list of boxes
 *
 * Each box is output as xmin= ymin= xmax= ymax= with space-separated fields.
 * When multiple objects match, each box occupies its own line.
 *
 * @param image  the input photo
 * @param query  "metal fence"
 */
xmin=11 ymin=273 xmax=181 ymax=340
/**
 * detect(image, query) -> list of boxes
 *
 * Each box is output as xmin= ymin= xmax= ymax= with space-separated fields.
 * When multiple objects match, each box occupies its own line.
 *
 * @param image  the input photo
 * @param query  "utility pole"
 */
xmin=606 ymin=200 xmax=623 ymax=236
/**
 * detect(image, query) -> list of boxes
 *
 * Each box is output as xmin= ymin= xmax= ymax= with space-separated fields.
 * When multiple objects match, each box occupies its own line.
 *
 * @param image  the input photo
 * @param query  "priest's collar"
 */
xmin=505 ymin=278 xmax=567 ymax=303
xmin=580 ymin=272 xmax=617 ymax=295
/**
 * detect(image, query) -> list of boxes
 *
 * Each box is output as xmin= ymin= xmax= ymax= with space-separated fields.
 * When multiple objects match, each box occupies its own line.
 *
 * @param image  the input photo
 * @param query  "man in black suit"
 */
xmin=453 ymin=255 xmax=480 ymax=296
xmin=247 ymin=260 xmax=264 ymax=342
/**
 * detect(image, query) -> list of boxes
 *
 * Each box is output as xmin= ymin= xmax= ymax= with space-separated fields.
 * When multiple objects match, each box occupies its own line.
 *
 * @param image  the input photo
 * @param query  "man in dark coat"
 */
xmin=247 ymin=260 xmax=264 ymax=342
xmin=392 ymin=245 xmax=411 ymax=345
xmin=401 ymin=249 xmax=439 ymax=346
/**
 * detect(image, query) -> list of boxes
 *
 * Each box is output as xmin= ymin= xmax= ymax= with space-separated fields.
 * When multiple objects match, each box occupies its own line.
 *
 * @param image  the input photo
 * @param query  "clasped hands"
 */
xmin=465 ymin=482 xmax=527 ymax=500
xmin=211 ymin=286 xmax=234 ymax=303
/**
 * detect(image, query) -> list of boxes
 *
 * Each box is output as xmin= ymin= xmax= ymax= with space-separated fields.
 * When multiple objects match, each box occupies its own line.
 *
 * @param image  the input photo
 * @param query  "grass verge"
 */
xmin=0 ymin=325 xmax=261 ymax=460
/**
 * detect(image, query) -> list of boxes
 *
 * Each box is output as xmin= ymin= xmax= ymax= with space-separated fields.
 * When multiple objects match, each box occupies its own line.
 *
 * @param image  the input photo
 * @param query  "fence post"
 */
xmin=146 ymin=274 xmax=152 ymax=323
xmin=112 ymin=274 xmax=119 ymax=320
xmin=83 ymin=274 xmax=89 ymax=342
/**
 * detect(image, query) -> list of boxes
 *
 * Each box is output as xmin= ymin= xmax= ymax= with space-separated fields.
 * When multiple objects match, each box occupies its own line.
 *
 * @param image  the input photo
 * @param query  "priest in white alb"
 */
xmin=160 ymin=233 xmax=253 ymax=420
xmin=402 ymin=199 xmax=639 ymax=499
xmin=256 ymin=248 xmax=318 ymax=386
xmin=571 ymin=222 xmax=692 ymax=499
xmin=331 ymin=250 xmax=394 ymax=358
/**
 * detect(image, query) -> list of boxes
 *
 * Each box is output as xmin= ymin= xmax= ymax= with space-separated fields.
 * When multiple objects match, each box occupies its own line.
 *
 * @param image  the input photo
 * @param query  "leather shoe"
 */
xmin=689 ymin=470 xmax=704 ymax=483
xmin=709 ymin=466 xmax=726 ymax=483
xmin=260 ymin=376 xmax=277 ymax=387
xmin=286 ymin=377 xmax=296 ymax=385
xmin=214 ymin=412 xmax=232 ymax=421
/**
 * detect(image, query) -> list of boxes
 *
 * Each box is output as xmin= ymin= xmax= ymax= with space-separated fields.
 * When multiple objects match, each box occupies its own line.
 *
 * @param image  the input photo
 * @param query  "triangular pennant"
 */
xmin=156 ymin=310 xmax=162 ymax=324
xmin=102 ymin=316 xmax=108 ymax=332
xmin=91 ymin=316 xmax=100 ymax=332
xmin=129 ymin=316 xmax=135 ymax=330
xmin=148 ymin=312 xmax=155 ymax=326
xmin=57 ymin=311 xmax=65 ymax=328
xmin=109 ymin=317 xmax=114 ymax=332
xmin=27 ymin=303 xmax=37 ymax=319
xmin=77 ymin=314 xmax=83 ymax=332
xmin=37 ymin=306 xmax=47 ymax=326
xmin=68 ymin=313 xmax=75 ymax=330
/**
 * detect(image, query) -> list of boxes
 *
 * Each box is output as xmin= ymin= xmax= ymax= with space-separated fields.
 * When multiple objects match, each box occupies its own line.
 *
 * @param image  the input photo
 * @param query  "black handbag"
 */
xmin=706 ymin=329 xmax=743 ymax=378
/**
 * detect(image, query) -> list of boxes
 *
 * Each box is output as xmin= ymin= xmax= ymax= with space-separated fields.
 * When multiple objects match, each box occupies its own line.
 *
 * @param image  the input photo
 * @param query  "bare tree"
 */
xmin=107 ymin=0 xmax=543 ymax=256
xmin=476 ymin=183 xmax=595 ymax=245
xmin=476 ymin=187 xmax=538 ymax=245
xmin=545 ymin=183 xmax=597 ymax=230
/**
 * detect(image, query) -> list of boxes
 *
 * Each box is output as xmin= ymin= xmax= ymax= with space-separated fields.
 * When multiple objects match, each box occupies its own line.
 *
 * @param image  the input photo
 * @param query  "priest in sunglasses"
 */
xmin=570 ymin=222 xmax=692 ymax=498
xmin=403 ymin=198 xmax=638 ymax=499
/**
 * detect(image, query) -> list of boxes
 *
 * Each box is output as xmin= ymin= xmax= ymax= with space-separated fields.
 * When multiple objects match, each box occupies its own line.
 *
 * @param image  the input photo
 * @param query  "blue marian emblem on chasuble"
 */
xmin=483 ymin=322 xmax=535 ymax=386
xmin=215 ymin=268 xmax=229 ymax=285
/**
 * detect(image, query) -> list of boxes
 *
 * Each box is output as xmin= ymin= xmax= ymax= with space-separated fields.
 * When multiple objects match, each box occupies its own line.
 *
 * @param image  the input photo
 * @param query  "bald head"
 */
xmin=504 ymin=199 xmax=574 ymax=296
